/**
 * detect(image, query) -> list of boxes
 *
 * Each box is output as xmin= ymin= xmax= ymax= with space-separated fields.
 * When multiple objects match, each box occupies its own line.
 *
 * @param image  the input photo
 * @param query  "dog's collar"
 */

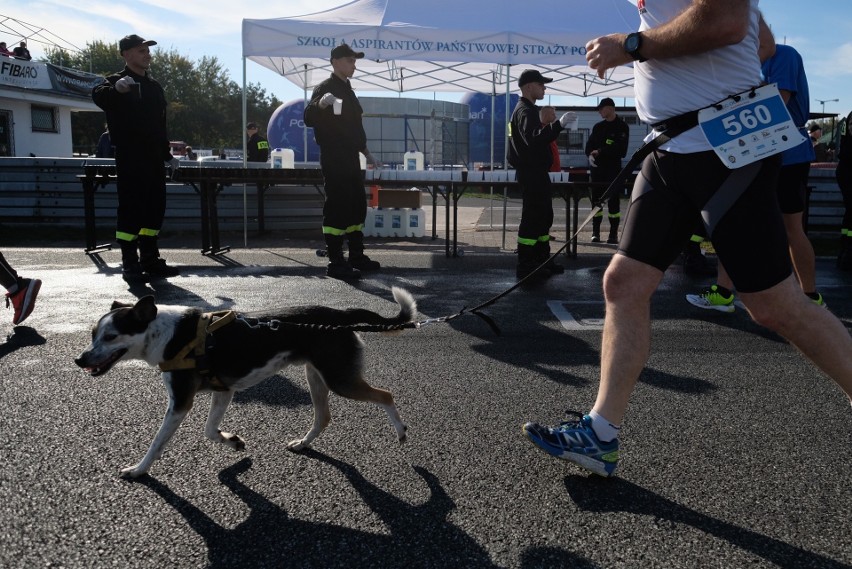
xmin=159 ymin=310 xmax=236 ymax=388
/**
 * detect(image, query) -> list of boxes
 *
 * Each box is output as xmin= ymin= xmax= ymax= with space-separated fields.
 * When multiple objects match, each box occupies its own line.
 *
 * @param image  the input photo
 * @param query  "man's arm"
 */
xmin=586 ymin=0 xmax=752 ymax=78
xmin=757 ymin=13 xmax=776 ymax=62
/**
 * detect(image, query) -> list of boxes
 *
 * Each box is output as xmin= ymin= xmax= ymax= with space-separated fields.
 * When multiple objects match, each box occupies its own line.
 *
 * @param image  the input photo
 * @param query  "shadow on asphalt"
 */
xmin=1 ymin=326 xmax=46 ymax=360
xmin=564 ymin=475 xmax=849 ymax=568
xmin=132 ymin=454 xmax=599 ymax=568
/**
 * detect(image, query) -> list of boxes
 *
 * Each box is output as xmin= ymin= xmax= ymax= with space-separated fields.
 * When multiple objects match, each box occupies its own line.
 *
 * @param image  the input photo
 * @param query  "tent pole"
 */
xmin=489 ymin=71 xmax=495 ymax=228
xmin=303 ymin=64 xmax=309 ymax=163
xmin=502 ymin=65 xmax=510 ymax=251
xmin=241 ymin=56 xmax=248 ymax=248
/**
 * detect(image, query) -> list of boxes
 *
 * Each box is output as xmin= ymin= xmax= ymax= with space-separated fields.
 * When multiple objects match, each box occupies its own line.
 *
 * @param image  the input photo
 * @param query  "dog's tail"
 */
xmin=390 ymin=286 xmax=417 ymax=324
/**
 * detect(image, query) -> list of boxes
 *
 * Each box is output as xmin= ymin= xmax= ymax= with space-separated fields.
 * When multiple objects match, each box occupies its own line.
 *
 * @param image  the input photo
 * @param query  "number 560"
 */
xmin=722 ymin=105 xmax=772 ymax=136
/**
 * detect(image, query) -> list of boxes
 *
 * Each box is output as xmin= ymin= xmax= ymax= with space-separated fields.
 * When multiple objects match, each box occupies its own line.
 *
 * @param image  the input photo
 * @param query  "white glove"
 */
xmin=364 ymin=152 xmax=381 ymax=168
xmin=167 ymin=157 xmax=180 ymax=179
xmin=115 ymin=76 xmax=136 ymax=94
xmin=319 ymin=92 xmax=336 ymax=109
xmin=559 ymin=111 xmax=578 ymax=129
xmin=588 ymin=154 xmax=597 ymax=167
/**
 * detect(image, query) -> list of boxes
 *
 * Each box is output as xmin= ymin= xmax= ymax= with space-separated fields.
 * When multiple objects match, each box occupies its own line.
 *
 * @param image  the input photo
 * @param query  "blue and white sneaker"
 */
xmin=522 ymin=412 xmax=619 ymax=477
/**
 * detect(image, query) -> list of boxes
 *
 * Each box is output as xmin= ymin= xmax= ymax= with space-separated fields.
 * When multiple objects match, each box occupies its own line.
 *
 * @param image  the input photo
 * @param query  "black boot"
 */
xmin=517 ymin=244 xmax=544 ymax=280
xmin=682 ymin=239 xmax=716 ymax=277
xmin=607 ymin=218 xmax=620 ymax=244
xmin=347 ymin=231 xmax=380 ymax=271
xmin=326 ymin=235 xmax=361 ymax=280
xmin=838 ymin=234 xmax=852 ymax=272
xmin=536 ymin=240 xmax=564 ymax=275
xmin=591 ymin=217 xmax=602 ymax=242
xmin=139 ymin=236 xmax=179 ymax=278
xmin=119 ymin=240 xmax=146 ymax=283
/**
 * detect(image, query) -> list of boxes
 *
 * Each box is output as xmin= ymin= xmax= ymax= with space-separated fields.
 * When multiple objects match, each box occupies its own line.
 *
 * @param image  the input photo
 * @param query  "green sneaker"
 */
xmin=807 ymin=292 xmax=827 ymax=308
xmin=685 ymin=284 xmax=735 ymax=313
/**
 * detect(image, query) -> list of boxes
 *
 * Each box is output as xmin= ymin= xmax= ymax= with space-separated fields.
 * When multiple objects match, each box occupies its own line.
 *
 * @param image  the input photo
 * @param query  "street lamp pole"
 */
xmin=816 ymin=98 xmax=839 ymax=116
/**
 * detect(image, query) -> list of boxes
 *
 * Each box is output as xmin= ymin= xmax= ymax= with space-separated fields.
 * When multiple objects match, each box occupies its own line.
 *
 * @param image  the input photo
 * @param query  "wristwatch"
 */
xmin=624 ymin=32 xmax=647 ymax=63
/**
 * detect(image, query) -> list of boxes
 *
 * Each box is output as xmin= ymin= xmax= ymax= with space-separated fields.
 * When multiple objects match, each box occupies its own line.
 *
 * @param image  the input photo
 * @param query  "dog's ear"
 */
xmin=132 ymin=295 xmax=158 ymax=323
xmin=111 ymin=300 xmax=134 ymax=310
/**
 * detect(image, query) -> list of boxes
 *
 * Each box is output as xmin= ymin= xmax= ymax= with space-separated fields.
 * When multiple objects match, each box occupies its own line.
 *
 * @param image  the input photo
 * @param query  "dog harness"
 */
xmin=158 ymin=310 xmax=236 ymax=389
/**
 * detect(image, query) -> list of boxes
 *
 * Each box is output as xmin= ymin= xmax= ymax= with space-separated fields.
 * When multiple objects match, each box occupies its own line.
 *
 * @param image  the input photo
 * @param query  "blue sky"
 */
xmin=4 ymin=1 xmax=851 ymax=116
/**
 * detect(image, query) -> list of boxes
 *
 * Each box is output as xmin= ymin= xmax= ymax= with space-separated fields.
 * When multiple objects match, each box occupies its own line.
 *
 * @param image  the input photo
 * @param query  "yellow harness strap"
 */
xmin=158 ymin=311 xmax=236 ymax=377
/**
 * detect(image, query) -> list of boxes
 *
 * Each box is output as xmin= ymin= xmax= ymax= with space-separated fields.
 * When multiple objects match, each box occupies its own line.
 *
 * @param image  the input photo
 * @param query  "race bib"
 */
xmin=698 ymin=84 xmax=806 ymax=169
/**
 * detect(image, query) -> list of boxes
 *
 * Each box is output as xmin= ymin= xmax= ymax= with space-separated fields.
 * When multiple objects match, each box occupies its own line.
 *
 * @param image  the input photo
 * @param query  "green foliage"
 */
xmin=43 ymin=41 xmax=283 ymax=155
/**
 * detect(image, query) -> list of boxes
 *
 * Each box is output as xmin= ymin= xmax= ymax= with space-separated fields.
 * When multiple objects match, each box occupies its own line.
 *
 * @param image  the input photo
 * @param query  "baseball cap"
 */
xmin=119 ymin=34 xmax=157 ymax=53
xmin=808 ymin=123 xmax=822 ymax=133
xmin=246 ymin=122 xmax=258 ymax=129
xmin=330 ymin=43 xmax=365 ymax=60
xmin=518 ymin=69 xmax=553 ymax=88
xmin=597 ymin=97 xmax=616 ymax=110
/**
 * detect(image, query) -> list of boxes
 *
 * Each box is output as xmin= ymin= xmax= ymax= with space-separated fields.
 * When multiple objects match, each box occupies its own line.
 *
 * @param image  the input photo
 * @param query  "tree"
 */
xmin=44 ymin=42 xmax=282 ymax=155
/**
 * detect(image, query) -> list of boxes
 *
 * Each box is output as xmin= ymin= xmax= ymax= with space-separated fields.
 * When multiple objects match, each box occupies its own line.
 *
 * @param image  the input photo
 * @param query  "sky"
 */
xmin=3 ymin=0 xmax=851 ymax=116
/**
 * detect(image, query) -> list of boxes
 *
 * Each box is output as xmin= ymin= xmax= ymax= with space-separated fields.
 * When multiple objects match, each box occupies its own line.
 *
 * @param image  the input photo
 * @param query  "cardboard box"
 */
xmin=377 ymin=188 xmax=422 ymax=208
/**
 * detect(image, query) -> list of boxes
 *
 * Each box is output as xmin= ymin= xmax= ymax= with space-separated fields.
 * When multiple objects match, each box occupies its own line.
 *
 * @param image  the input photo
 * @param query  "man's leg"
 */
xmin=593 ymin=254 xmax=664 ymax=424
xmin=739 ymin=276 xmax=852 ymax=399
xmin=782 ymin=212 xmax=817 ymax=295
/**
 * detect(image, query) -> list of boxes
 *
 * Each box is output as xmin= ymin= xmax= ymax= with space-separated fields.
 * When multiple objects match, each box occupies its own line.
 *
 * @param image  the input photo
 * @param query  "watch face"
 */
xmin=626 ymin=34 xmax=640 ymax=53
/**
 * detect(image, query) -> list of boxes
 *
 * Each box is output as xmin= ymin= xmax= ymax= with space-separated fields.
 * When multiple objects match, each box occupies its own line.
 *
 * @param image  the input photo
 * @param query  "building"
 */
xmin=0 ymin=55 xmax=102 ymax=157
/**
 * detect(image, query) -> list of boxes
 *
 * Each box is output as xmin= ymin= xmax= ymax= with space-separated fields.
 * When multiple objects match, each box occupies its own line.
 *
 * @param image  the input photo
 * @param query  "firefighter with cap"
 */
xmin=92 ymin=34 xmax=180 ymax=282
xmin=507 ymin=69 xmax=577 ymax=279
xmin=585 ymin=97 xmax=629 ymax=244
xmin=246 ymin=122 xmax=269 ymax=163
xmin=304 ymin=43 xmax=381 ymax=281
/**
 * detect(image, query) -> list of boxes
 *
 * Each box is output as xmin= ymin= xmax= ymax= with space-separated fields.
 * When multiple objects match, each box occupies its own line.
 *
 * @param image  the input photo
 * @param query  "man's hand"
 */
xmin=559 ymin=112 xmax=578 ymax=129
xmin=319 ymin=93 xmax=336 ymax=109
xmin=586 ymin=33 xmax=633 ymax=79
xmin=114 ymin=76 xmax=136 ymax=94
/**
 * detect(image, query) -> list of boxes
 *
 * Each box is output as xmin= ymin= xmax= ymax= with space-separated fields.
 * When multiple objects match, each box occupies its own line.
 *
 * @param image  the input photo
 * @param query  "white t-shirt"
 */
xmin=634 ymin=0 xmax=763 ymax=153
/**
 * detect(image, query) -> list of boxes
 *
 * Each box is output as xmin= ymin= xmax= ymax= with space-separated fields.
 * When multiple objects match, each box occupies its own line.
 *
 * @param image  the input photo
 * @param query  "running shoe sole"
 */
xmin=13 ymin=278 xmax=41 ymax=325
xmin=685 ymin=293 xmax=735 ymax=313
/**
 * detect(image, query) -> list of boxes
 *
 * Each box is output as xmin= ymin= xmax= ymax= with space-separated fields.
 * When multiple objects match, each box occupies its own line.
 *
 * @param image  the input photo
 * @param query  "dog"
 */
xmin=74 ymin=287 xmax=416 ymax=478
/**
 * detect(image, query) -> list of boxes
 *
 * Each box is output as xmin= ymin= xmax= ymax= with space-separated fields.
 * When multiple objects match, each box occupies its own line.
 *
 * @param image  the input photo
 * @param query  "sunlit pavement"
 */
xmin=2 ymin=222 xmax=851 ymax=568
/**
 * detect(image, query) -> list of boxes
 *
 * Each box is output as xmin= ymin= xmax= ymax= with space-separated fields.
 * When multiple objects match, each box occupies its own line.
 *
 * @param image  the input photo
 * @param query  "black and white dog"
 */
xmin=75 ymin=288 xmax=416 ymax=478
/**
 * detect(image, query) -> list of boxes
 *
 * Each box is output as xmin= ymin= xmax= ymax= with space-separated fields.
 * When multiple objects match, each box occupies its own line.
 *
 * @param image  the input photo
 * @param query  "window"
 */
xmin=31 ymin=105 xmax=58 ymax=133
xmin=559 ymin=129 xmax=589 ymax=155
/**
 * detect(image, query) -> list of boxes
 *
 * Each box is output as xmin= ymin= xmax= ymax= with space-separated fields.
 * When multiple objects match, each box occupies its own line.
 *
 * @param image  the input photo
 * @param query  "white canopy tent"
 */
xmin=238 ymin=0 xmax=640 ymax=245
xmin=241 ymin=0 xmax=639 ymax=98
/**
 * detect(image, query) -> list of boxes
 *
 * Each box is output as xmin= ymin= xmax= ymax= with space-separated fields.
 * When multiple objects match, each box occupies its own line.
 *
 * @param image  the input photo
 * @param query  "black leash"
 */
xmin=251 ymin=112 xmax=702 ymax=337
xmin=446 ymin=111 xmax=701 ymax=334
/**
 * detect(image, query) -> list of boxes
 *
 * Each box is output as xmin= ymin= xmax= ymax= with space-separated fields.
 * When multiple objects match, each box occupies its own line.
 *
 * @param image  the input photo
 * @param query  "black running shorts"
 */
xmin=619 ymin=150 xmax=791 ymax=293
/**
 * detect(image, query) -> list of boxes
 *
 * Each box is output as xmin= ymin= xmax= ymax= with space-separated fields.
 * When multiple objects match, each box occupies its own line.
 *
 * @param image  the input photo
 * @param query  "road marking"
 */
xmin=548 ymin=300 xmax=606 ymax=330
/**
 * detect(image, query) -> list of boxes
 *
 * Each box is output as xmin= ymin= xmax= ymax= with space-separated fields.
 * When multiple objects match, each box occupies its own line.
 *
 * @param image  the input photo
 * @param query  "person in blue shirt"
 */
xmin=687 ymin=43 xmax=825 ymax=312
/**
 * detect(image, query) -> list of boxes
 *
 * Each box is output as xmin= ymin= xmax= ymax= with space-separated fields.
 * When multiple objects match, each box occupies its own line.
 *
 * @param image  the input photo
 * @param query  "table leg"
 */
xmin=82 ymin=175 xmax=113 ymax=255
xmin=444 ymin=185 xmax=451 ymax=258
xmin=256 ymin=182 xmax=267 ymax=234
xmin=199 ymin=181 xmax=211 ymax=254
xmin=572 ymin=192 xmax=580 ymax=258
xmin=207 ymin=183 xmax=230 ymax=255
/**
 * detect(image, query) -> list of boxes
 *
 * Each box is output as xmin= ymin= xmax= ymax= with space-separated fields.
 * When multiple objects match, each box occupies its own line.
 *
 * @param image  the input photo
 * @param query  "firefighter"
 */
xmin=304 ymin=43 xmax=381 ymax=281
xmin=585 ymin=97 xmax=630 ymax=244
xmin=92 ymin=34 xmax=180 ymax=282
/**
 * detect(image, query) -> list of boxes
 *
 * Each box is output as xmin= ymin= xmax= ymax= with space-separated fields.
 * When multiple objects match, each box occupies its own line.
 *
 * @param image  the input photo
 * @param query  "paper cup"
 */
xmin=568 ymin=117 xmax=579 ymax=130
xmin=333 ymin=98 xmax=343 ymax=115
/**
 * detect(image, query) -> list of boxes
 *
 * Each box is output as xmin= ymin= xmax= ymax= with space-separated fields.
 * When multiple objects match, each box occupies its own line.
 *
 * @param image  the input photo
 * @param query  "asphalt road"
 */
xmin=1 ymin=241 xmax=850 ymax=569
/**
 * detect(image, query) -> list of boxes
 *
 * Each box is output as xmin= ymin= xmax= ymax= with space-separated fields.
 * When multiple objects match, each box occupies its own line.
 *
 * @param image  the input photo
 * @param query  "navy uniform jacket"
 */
xmin=303 ymin=73 xmax=367 ymax=158
xmin=247 ymin=133 xmax=269 ymax=162
xmin=92 ymin=67 xmax=172 ymax=162
xmin=506 ymin=97 xmax=563 ymax=170
xmin=585 ymin=116 xmax=629 ymax=169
